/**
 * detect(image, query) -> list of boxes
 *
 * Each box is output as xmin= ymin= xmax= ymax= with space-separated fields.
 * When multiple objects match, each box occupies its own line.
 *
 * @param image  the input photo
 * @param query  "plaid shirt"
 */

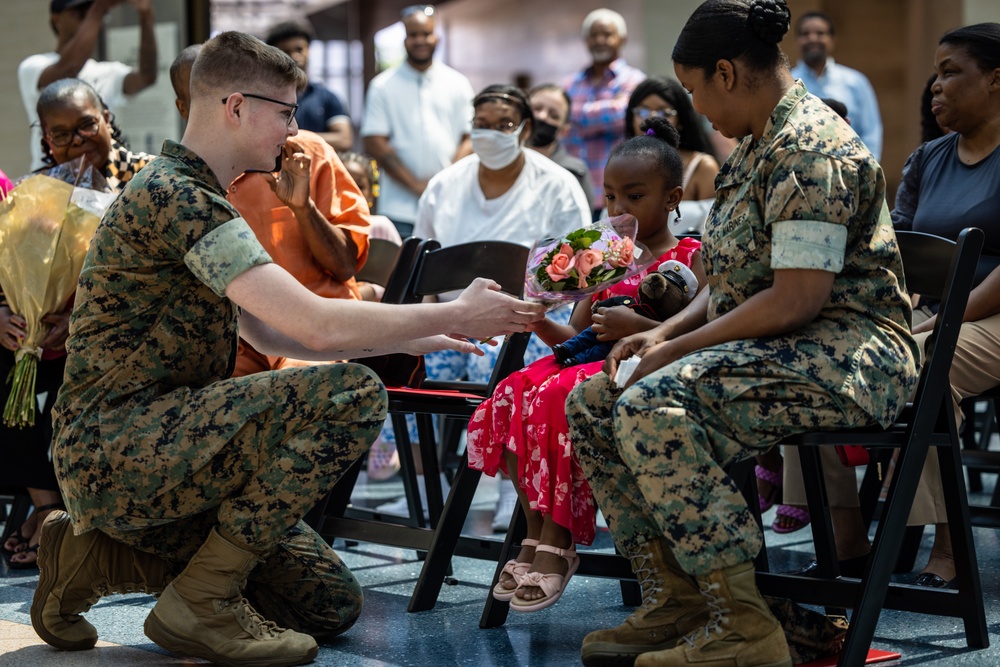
xmin=564 ymin=58 xmax=646 ymax=209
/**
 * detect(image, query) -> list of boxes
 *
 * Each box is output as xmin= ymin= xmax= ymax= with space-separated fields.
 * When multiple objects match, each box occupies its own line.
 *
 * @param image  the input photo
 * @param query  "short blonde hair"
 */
xmin=191 ymin=31 xmax=306 ymax=99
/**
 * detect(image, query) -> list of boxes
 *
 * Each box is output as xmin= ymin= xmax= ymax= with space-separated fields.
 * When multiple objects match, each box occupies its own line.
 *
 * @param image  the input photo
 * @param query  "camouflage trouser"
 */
xmin=100 ymin=362 xmax=386 ymax=639
xmin=565 ymin=349 xmax=870 ymax=577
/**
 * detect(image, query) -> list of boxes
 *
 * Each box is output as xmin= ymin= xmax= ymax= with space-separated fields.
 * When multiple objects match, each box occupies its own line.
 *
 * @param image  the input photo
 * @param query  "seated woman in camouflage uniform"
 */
xmin=565 ymin=2 xmax=918 ymax=667
xmin=30 ymin=32 xmax=543 ymax=667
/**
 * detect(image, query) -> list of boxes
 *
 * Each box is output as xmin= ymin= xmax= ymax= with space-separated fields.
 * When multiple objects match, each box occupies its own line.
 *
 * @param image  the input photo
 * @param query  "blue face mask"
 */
xmin=471 ymin=120 xmax=526 ymax=169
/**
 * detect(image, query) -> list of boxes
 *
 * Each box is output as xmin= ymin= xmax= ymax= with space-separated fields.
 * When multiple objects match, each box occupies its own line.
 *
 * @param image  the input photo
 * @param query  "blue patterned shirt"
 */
xmin=564 ymin=58 xmax=646 ymax=209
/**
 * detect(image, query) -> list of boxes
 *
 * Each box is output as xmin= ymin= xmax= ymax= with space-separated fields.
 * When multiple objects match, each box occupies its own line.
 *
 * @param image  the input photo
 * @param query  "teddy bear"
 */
xmin=551 ymin=260 xmax=699 ymax=367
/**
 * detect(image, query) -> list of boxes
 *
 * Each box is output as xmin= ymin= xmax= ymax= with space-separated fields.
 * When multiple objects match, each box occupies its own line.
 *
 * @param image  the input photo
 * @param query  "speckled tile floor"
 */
xmin=2 ymin=470 xmax=1000 ymax=666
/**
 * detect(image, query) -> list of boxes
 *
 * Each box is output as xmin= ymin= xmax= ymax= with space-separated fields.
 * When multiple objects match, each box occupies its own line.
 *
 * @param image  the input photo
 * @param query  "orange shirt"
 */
xmin=227 ymin=130 xmax=371 ymax=377
xmin=227 ymin=130 xmax=371 ymax=301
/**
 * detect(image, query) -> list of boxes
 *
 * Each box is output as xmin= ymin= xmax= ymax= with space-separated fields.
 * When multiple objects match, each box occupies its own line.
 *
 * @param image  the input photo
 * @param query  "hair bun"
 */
xmin=748 ymin=0 xmax=790 ymax=45
xmin=639 ymin=116 xmax=681 ymax=149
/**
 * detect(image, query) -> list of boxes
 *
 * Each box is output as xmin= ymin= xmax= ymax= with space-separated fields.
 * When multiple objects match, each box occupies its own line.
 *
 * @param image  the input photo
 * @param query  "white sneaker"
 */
xmin=375 ymin=473 xmax=450 ymax=519
xmin=491 ymin=481 xmax=520 ymax=532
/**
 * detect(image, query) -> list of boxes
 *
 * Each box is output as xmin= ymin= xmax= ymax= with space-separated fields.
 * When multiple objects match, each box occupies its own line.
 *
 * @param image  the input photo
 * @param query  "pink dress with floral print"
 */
xmin=466 ymin=238 xmax=701 ymax=545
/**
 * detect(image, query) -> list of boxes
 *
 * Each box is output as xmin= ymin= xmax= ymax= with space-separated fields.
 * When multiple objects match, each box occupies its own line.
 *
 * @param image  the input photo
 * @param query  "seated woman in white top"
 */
xmin=624 ymin=76 xmax=720 ymax=234
xmin=416 ymin=85 xmax=590 ymax=250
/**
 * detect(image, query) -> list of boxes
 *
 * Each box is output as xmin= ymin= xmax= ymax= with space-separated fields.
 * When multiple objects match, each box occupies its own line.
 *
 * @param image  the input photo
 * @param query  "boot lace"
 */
xmin=221 ymin=596 xmax=283 ymax=639
xmin=98 ymin=580 xmax=151 ymax=596
xmin=628 ymin=543 xmax=664 ymax=611
xmin=682 ymin=581 xmax=731 ymax=647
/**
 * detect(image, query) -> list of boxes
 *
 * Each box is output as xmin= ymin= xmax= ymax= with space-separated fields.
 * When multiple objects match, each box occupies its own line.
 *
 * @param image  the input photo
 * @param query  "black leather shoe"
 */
xmin=551 ymin=344 xmax=570 ymax=365
xmin=913 ymin=572 xmax=955 ymax=588
xmin=788 ymin=553 xmax=868 ymax=578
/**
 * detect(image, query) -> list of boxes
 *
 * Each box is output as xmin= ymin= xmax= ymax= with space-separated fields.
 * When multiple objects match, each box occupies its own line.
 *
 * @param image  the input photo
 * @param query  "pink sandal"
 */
xmin=509 ymin=544 xmax=580 ymax=612
xmin=492 ymin=538 xmax=539 ymax=601
xmin=772 ymin=504 xmax=811 ymax=534
xmin=367 ymin=437 xmax=400 ymax=482
xmin=754 ymin=464 xmax=783 ymax=512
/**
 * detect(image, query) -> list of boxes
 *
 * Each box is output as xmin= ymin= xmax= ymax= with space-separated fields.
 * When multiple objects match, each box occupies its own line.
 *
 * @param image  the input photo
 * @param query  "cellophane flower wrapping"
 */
xmin=0 ymin=157 xmax=114 ymax=427
xmin=524 ymin=214 xmax=656 ymax=309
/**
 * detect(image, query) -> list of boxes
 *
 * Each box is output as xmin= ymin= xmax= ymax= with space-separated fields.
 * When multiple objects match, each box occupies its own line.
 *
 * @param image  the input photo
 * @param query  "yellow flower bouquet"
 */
xmin=0 ymin=158 xmax=114 ymax=427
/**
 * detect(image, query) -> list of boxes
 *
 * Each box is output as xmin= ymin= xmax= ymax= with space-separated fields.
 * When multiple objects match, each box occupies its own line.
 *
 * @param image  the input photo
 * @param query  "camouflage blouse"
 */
xmin=701 ymin=82 xmax=918 ymax=427
xmin=51 ymin=140 xmax=273 ymax=533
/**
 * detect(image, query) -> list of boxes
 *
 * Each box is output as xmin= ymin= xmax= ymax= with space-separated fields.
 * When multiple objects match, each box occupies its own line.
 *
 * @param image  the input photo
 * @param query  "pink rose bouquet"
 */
xmin=524 ymin=214 xmax=655 ymax=307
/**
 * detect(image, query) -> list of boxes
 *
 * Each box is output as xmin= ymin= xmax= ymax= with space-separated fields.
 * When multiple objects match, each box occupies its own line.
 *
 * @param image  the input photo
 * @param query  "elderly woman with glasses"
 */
xmin=37 ymin=78 xmax=154 ymax=185
xmin=0 ymin=78 xmax=153 ymax=568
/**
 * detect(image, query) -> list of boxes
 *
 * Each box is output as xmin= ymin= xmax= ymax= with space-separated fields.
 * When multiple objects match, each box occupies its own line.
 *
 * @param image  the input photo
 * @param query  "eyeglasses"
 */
xmin=401 ymin=4 xmax=434 ymax=19
xmin=45 ymin=118 xmax=101 ymax=147
xmin=221 ymin=92 xmax=299 ymax=127
xmin=472 ymin=119 xmax=523 ymax=134
xmin=635 ymin=108 xmax=678 ymax=120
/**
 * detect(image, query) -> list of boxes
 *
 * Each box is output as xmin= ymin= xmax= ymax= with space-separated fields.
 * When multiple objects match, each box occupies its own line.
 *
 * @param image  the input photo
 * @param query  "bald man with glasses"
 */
xmin=361 ymin=4 xmax=475 ymax=238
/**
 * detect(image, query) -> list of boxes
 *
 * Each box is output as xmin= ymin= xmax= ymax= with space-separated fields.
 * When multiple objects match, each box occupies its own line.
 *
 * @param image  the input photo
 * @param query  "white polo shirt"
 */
xmin=361 ymin=61 xmax=474 ymax=224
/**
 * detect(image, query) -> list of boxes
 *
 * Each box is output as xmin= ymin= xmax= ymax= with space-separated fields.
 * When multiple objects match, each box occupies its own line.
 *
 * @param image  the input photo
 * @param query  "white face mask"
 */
xmin=471 ymin=120 xmax=526 ymax=170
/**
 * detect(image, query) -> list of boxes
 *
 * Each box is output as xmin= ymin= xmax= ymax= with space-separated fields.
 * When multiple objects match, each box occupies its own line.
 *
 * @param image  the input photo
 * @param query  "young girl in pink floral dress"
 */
xmin=467 ymin=117 xmax=706 ymax=612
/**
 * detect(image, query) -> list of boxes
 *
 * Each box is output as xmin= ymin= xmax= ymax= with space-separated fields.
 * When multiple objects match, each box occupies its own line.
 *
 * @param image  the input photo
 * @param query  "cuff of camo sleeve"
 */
xmin=771 ymin=219 xmax=847 ymax=273
xmin=184 ymin=217 xmax=273 ymax=297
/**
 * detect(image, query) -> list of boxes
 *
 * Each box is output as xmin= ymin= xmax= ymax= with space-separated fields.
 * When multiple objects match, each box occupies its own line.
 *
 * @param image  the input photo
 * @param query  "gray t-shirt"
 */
xmin=893 ymin=132 xmax=1000 ymax=276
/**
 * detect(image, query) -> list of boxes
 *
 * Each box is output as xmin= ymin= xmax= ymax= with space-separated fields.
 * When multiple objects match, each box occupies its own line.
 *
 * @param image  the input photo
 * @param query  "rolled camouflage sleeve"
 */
xmin=771 ymin=220 xmax=847 ymax=272
xmin=185 ymin=217 xmax=273 ymax=296
xmin=765 ymin=151 xmax=853 ymax=273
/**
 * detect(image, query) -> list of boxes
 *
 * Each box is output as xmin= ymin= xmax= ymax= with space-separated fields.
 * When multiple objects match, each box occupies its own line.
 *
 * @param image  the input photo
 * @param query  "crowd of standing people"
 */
xmin=1 ymin=0 xmax=998 ymax=666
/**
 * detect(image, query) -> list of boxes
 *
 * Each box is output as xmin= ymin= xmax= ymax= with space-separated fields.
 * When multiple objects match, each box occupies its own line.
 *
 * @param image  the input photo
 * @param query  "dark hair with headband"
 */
xmin=624 ymin=76 xmax=713 ymax=155
xmin=672 ymin=0 xmax=790 ymax=78
xmin=611 ymin=116 xmax=684 ymax=191
xmin=473 ymin=84 xmax=535 ymax=128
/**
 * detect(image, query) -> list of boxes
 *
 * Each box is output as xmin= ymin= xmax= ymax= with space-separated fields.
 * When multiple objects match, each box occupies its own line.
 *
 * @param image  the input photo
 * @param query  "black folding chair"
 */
xmin=314 ymin=239 xmax=535 ymax=611
xmin=302 ymin=236 xmax=424 ymax=531
xmin=757 ymin=228 xmax=988 ymax=666
xmin=354 ymin=237 xmax=404 ymax=288
xmin=958 ymin=387 xmax=1000 ymax=527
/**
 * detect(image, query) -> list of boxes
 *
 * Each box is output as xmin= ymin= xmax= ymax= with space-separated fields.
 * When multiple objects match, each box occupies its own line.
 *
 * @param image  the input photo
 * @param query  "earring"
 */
xmin=674 ymin=208 xmax=683 ymax=222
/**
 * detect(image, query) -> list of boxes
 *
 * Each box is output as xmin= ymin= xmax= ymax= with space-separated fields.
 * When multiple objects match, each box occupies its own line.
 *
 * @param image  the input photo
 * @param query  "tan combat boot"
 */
xmin=143 ymin=528 xmax=318 ymax=667
xmin=32 ymin=510 xmax=173 ymax=651
xmin=581 ymin=536 xmax=709 ymax=667
xmin=634 ymin=561 xmax=791 ymax=667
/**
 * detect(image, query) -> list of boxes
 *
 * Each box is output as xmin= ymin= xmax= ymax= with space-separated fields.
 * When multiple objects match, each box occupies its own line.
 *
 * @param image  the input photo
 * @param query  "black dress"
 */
xmin=0 ymin=348 xmax=63 ymax=491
